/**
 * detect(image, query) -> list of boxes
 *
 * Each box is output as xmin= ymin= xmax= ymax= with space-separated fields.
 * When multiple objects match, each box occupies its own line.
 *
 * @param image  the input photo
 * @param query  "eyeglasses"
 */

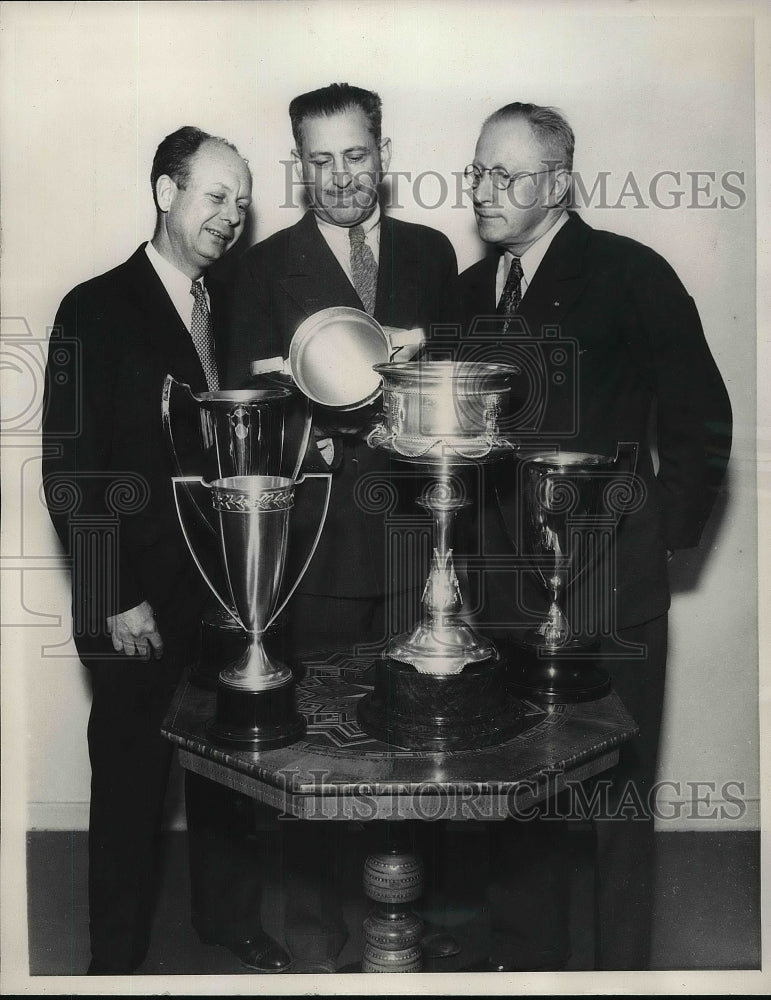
xmin=463 ymin=164 xmax=554 ymax=191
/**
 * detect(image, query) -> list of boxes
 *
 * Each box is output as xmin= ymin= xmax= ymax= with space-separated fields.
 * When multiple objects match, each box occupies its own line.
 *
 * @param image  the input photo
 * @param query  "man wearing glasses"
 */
xmin=458 ymin=103 xmax=732 ymax=970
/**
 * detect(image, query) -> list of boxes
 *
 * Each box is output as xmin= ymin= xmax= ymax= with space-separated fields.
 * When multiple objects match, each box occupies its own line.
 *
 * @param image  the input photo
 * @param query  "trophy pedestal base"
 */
xmin=357 ymin=656 xmax=525 ymax=751
xmin=508 ymin=642 xmax=611 ymax=705
xmin=208 ymin=680 xmax=306 ymax=750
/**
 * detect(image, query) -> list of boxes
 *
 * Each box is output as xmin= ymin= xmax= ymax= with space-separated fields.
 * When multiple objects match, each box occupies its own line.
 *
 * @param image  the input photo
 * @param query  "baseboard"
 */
xmin=26 ymin=798 xmax=760 ymax=833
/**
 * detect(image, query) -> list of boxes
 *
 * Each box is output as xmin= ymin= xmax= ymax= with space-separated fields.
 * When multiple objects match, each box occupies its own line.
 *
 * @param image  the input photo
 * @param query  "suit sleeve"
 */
xmin=623 ymin=251 xmax=732 ymax=550
xmin=431 ymin=231 xmax=461 ymax=328
xmin=222 ymin=249 xmax=284 ymax=389
xmin=42 ymin=286 xmax=146 ymax=623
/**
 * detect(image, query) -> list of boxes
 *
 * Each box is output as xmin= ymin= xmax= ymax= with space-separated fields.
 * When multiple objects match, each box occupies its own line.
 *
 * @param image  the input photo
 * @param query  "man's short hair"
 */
xmin=289 ymin=83 xmax=382 ymax=150
xmin=484 ymin=102 xmax=575 ymax=172
xmin=150 ymin=126 xmax=241 ymax=210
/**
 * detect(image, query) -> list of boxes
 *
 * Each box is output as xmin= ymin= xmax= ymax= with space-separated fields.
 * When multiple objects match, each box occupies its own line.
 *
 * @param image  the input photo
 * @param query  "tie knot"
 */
xmin=508 ymin=256 xmax=523 ymax=279
xmin=349 ymin=225 xmax=366 ymax=247
xmin=190 ymin=279 xmax=206 ymax=301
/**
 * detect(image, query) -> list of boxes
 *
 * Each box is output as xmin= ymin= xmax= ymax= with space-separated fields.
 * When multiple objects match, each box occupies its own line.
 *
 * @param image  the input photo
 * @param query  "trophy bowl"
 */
xmin=368 ymin=360 xmax=517 ymax=463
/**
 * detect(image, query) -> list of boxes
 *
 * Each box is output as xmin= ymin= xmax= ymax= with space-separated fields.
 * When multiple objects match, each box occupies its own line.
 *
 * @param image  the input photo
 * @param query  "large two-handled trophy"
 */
xmin=162 ymin=374 xmax=331 ymax=749
xmin=509 ymin=449 xmax=635 ymax=703
xmin=357 ymin=361 xmax=526 ymax=751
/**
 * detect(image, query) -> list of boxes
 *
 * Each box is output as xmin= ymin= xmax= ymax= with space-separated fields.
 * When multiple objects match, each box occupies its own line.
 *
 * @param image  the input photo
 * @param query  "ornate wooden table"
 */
xmin=162 ymin=653 xmax=637 ymax=972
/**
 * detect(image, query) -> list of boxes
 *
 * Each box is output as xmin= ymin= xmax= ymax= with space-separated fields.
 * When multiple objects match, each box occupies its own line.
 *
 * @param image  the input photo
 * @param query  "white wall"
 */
xmin=1 ymin=1 xmax=761 ymax=837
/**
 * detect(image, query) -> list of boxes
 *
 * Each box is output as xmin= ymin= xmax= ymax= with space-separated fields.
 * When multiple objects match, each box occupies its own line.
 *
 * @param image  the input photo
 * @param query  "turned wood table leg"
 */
xmin=361 ymin=825 xmax=424 ymax=973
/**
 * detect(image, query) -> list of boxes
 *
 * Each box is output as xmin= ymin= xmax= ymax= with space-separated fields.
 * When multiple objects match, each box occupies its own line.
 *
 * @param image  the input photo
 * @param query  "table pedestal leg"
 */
xmin=361 ymin=842 xmax=424 ymax=972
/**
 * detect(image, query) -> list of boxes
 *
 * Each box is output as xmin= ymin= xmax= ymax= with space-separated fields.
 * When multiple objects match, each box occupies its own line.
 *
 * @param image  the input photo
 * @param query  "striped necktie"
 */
xmin=190 ymin=280 xmax=219 ymax=390
xmin=349 ymin=225 xmax=378 ymax=316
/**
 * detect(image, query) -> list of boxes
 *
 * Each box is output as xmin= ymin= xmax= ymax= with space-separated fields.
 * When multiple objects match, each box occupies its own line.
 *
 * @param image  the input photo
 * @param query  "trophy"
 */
xmin=173 ymin=472 xmax=330 ymax=748
xmin=162 ymin=373 xmax=313 ymax=688
xmin=162 ymin=374 xmax=331 ymax=749
xmin=510 ymin=451 xmax=625 ymax=703
xmin=357 ymin=361 xmax=526 ymax=751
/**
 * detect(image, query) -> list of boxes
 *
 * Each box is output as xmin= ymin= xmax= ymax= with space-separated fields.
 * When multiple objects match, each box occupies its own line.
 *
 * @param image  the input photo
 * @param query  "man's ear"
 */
xmin=553 ymin=168 xmax=571 ymax=205
xmin=379 ymin=137 xmax=392 ymax=175
xmin=155 ymin=174 xmax=175 ymax=214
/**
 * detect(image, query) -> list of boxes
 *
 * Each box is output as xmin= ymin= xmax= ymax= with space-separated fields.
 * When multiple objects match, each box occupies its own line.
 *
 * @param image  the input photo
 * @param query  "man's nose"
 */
xmin=473 ymin=170 xmax=495 ymax=204
xmin=219 ymin=199 xmax=240 ymax=226
xmin=331 ymin=168 xmax=353 ymax=189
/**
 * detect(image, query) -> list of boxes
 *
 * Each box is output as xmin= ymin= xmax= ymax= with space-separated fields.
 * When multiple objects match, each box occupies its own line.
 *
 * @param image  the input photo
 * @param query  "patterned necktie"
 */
xmin=349 ymin=225 xmax=378 ymax=316
xmin=497 ymin=255 xmax=523 ymax=332
xmin=190 ymin=280 xmax=219 ymax=390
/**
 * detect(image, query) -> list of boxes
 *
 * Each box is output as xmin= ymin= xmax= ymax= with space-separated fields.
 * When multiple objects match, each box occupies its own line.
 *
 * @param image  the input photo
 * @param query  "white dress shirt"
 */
xmin=495 ymin=209 xmax=569 ymax=305
xmin=145 ymin=241 xmax=209 ymax=332
xmin=315 ymin=203 xmax=382 ymax=286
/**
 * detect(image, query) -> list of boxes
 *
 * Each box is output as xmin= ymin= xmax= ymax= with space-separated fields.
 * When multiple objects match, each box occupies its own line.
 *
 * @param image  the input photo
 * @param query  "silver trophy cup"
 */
xmin=357 ymin=361 xmax=526 ymax=751
xmin=173 ymin=471 xmax=330 ymax=749
xmin=162 ymin=373 xmax=313 ymax=690
xmin=163 ymin=374 xmax=330 ymax=748
xmin=511 ymin=451 xmax=621 ymax=703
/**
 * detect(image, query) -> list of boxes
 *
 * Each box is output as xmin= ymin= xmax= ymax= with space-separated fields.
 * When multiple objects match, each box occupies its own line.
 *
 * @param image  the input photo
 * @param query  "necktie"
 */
xmin=190 ymin=280 xmax=219 ymax=390
xmin=497 ymin=255 xmax=523 ymax=332
xmin=349 ymin=225 xmax=378 ymax=316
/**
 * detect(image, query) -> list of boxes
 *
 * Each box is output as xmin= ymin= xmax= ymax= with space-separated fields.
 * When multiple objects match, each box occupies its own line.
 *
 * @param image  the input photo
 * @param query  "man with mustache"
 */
xmin=43 ymin=126 xmax=289 ymax=974
xmin=458 ymin=102 xmax=732 ymax=970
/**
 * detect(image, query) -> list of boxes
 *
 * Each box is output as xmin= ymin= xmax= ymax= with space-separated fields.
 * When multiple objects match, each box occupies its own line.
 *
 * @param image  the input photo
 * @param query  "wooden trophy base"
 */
xmin=357 ymin=656 xmax=525 ymax=751
xmin=507 ymin=641 xmax=611 ymax=705
xmin=208 ymin=679 xmax=306 ymax=750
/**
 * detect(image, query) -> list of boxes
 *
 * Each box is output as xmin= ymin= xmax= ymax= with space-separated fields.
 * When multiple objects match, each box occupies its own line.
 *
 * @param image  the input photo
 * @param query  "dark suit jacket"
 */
xmin=458 ymin=212 xmax=732 ymax=631
xmin=42 ymin=244 xmax=216 ymax=659
xmin=224 ymin=210 xmax=459 ymax=600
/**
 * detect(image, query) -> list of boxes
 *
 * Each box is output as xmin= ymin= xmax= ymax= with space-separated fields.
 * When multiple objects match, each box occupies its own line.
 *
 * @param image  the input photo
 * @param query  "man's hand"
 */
xmin=106 ymin=601 xmax=164 ymax=660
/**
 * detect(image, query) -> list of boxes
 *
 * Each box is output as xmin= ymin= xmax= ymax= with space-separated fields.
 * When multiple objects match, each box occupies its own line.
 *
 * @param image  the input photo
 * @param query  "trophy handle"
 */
xmin=162 ymin=374 xmax=216 ymax=535
xmin=266 ymin=471 xmax=333 ymax=630
xmin=289 ymin=395 xmax=314 ymax=481
xmin=172 ymin=476 xmax=241 ymax=627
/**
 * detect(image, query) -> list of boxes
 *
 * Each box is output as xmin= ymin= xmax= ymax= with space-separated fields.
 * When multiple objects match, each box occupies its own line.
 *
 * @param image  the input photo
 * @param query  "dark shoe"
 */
xmin=209 ymin=933 xmax=292 ymax=973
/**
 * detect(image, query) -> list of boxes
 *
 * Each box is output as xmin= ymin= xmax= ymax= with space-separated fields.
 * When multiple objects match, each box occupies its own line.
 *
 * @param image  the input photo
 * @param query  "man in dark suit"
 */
xmin=225 ymin=82 xmax=459 ymax=651
xmin=457 ymin=103 xmax=732 ymax=970
xmin=42 ymin=126 xmax=289 ymax=974
xmin=223 ymin=83 xmax=462 ymax=964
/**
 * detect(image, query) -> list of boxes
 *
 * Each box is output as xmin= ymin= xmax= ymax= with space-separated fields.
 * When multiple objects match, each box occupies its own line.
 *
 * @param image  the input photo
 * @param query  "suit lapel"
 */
xmin=125 ymin=245 xmax=209 ymax=391
xmin=375 ymin=215 xmax=421 ymax=325
xmin=278 ymin=211 xmax=361 ymax=316
xmin=518 ymin=212 xmax=592 ymax=334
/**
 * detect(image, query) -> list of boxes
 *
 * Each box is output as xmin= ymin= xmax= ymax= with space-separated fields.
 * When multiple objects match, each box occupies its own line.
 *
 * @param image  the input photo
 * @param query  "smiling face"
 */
xmin=154 ymin=140 xmax=252 ymax=278
xmin=293 ymin=107 xmax=391 ymax=228
xmin=472 ymin=117 xmax=569 ymax=254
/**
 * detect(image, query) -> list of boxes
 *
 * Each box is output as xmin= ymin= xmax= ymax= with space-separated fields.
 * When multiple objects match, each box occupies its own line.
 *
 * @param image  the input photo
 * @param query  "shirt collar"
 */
xmin=145 ymin=240 xmax=202 ymax=296
xmin=315 ymin=201 xmax=381 ymax=243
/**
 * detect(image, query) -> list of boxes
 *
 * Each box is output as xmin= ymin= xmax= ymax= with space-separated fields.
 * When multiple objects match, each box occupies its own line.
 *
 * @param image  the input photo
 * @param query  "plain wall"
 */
xmin=1 ymin=1 xmax=760 ymax=835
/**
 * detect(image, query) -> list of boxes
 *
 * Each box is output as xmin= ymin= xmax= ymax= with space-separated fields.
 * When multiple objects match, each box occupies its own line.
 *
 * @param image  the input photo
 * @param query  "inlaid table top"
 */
xmin=162 ymin=653 xmax=637 ymax=821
